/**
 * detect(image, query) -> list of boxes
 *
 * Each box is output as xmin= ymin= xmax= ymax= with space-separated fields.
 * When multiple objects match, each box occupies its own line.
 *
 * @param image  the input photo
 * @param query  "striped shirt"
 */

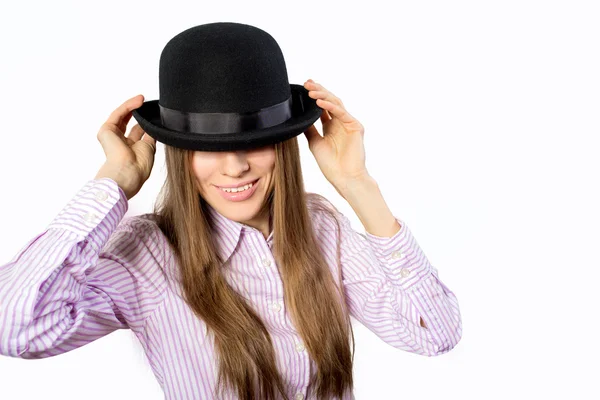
xmin=0 ymin=177 xmax=462 ymax=399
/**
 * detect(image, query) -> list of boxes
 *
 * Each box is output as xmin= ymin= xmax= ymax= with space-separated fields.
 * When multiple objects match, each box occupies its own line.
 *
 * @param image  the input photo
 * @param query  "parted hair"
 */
xmin=150 ymin=136 xmax=355 ymax=399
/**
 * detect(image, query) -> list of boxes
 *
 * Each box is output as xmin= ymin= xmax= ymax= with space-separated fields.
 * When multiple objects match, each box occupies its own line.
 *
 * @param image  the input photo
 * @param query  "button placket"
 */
xmin=270 ymin=301 xmax=282 ymax=312
xmin=391 ymin=250 xmax=404 ymax=259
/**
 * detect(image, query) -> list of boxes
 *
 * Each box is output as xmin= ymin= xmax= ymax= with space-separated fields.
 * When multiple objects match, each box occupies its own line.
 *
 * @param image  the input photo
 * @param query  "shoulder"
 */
xmin=117 ymin=212 xmax=164 ymax=239
xmin=93 ymin=212 xmax=169 ymax=324
xmin=105 ymin=212 xmax=172 ymax=268
xmin=305 ymin=192 xmax=349 ymax=233
xmin=120 ymin=212 xmax=162 ymax=230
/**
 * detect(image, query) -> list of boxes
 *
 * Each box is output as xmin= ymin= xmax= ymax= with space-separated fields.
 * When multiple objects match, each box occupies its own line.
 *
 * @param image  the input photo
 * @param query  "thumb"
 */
xmin=97 ymin=128 xmax=127 ymax=158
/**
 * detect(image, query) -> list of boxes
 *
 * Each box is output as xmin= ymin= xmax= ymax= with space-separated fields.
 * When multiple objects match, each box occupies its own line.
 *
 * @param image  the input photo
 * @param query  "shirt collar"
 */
xmin=206 ymin=202 xmax=274 ymax=265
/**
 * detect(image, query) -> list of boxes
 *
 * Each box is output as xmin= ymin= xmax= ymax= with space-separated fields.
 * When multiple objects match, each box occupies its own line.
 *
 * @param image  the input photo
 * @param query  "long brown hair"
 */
xmin=150 ymin=136 xmax=355 ymax=399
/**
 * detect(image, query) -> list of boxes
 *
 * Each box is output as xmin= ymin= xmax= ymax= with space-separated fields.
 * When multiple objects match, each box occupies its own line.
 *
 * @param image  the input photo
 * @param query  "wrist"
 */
xmin=94 ymin=164 xmax=133 ymax=200
xmin=337 ymin=173 xmax=378 ymax=200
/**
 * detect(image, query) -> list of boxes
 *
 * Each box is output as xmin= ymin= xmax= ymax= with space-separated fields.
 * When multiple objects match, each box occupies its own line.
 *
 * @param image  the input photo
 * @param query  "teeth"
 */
xmin=220 ymin=182 xmax=254 ymax=193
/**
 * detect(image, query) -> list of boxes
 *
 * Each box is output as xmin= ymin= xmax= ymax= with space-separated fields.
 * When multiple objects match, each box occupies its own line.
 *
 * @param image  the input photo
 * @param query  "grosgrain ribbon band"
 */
xmin=159 ymin=95 xmax=293 ymax=134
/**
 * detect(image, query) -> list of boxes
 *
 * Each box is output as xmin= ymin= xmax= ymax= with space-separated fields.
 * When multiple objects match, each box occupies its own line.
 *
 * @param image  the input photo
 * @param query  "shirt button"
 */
xmin=295 ymin=342 xmax=305 ymax=352
xmin=270 ymin=302 xmax=282 ymax=312
xmin=262 ymin=258 xmax=271 ymax=267
xmin=400 ymin=267 xmax=411 ymax=277
xmin=295 ymin=393 xmax=304 ymax=400
xmin=94 ymin=190 xmax=109 ymax=201
xmin=83 ymin=212 xmax=97 ymax=222
xmin=391 ymin=250 xmax=404 ymax=259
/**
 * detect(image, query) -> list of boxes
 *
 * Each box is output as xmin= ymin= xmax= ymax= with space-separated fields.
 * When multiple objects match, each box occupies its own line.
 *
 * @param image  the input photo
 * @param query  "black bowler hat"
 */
xmin=131 ymin=22 xmax=323 ymax=152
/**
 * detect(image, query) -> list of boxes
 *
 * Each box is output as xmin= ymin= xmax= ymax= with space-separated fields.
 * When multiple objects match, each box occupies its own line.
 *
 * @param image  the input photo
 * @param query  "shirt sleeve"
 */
xmin=335 ymin=211 xmax=462 ymax=357
xmin=0 ymin=178 xmax=167 ymax=359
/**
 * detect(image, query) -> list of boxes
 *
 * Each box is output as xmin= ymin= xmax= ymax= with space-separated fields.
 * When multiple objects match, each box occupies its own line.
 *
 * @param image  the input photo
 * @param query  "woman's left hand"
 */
xmin=303 ymin=79 xmax=370 ymax=193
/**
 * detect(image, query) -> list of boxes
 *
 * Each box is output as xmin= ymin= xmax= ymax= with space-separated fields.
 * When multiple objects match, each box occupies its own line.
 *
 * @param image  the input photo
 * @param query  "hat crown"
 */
xmin=158 ymin=22 xmax=291 ymax=114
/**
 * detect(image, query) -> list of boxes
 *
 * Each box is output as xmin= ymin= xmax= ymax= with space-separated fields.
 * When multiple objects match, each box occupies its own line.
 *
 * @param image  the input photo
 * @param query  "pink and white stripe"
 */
xmin=0 ymin=177 xmax=462 ymax=399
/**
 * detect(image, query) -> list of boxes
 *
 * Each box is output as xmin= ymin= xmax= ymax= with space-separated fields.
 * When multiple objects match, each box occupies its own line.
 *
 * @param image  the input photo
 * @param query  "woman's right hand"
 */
xmin=94 ymin=95 xmax=156 ymax=201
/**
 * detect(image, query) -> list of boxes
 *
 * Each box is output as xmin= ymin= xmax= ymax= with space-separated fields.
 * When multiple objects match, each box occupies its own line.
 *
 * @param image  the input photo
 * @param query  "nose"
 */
xmin=221 ymin=151 xmax=250 ymax=176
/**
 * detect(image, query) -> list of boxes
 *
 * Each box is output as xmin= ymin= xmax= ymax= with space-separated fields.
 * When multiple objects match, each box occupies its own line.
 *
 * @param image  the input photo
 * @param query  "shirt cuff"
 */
xmin=46 ymin=178 xmax=128 ymax=252
xmin=363 ymin=216 xmax=433 ymax=291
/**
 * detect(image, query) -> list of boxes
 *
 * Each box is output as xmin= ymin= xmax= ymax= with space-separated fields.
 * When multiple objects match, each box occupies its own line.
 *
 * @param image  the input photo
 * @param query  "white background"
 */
xmin=1 ymin=0 xmax=599 ymax=399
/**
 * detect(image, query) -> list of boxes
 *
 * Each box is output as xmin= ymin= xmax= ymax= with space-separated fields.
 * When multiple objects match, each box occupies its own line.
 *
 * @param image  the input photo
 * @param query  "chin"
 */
xmin=224 ymin=206 xmax=261 ymax=224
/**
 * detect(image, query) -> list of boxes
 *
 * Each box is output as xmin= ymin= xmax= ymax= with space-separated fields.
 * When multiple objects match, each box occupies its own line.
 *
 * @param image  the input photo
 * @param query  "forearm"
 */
xmin=338 ymin=174 xmax=401 ymax=238
xmin=339 ymin=175 xmax=428 ymax=330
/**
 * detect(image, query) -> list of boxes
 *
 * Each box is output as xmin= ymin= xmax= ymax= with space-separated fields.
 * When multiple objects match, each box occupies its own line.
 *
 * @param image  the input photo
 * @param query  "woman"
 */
xmin=0 ymin=23 xmax=461 ymax=400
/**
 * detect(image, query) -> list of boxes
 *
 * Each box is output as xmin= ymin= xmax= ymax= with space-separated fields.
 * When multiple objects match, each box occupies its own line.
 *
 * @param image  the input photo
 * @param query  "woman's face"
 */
xmin=190 ymin=144 xmax=275 ymax=227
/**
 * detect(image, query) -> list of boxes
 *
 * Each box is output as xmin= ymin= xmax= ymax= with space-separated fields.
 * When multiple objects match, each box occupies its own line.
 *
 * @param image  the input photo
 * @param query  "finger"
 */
xmin=303 ymin=124 xmax=322 ymax=148
xmin=119 ymin=95 xmax=145 ymax=133
xmin=319 ymin=108 xmax=332 ymax=125
xmin=142 ymin=132 xmax=157 ymax=152
xmin=127 ymin=123 xmax=145 ymax=142
xmin=97 ymin=127 xmax=127 ymax=158
xmin=309 ymin=90 xmax=342 ymax=124
xmin=307 ymin=86 xmax=340 ymax=105
xmin=305 ymin=81 xmax=343 ymax=107
xmin=315 ymin=99 xmax=355 ymax=124
xmin=308 ymin=90 xmax=343 ymax=109
xmin=106 ymin=94 xmax=145 ymax=134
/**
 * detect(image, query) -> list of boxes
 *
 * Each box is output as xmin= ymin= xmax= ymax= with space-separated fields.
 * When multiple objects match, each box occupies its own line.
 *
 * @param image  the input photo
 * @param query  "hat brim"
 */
xmin=131 ymin=84 xmax=323 ymax=152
